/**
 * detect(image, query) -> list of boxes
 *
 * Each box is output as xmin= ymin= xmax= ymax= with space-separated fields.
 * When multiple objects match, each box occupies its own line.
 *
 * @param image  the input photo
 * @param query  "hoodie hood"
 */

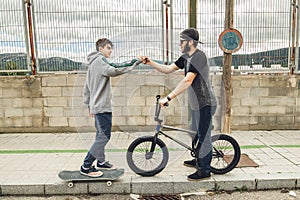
xmin=87 ymin=51 xmax=103 ymax=65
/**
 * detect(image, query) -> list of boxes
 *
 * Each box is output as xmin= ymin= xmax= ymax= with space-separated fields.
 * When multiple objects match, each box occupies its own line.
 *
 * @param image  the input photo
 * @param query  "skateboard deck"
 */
xmin=58 ymin=168 xmax=124 ymax=187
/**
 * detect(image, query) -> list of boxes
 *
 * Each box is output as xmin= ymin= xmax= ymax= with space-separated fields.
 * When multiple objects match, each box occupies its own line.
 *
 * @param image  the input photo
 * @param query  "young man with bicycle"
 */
xmin=140 ymin=28 xmax=217 ymax=181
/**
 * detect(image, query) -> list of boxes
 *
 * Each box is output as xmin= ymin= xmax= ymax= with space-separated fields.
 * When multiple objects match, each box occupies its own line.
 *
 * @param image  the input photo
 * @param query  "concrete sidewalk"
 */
xmin=0 ymin=130 xmax=299 ymax=196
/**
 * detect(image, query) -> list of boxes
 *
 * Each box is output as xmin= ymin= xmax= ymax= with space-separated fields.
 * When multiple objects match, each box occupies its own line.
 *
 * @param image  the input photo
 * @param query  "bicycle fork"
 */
xmin=145 ymin=125 xmax=161 ymax=160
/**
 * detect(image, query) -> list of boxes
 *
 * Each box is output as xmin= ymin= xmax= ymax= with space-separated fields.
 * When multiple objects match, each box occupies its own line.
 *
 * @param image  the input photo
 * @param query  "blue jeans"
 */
xmin=191 ymin=106 xmax=216 ymax=174
xmin=83 ymin=112 xmax=112 ymax=168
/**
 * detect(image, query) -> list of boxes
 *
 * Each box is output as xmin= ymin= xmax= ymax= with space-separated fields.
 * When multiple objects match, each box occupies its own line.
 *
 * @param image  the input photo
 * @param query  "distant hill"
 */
xmin=209 ymin=48 xmax=289 ymax=68
xmin=0 ymin=53 xmax=84 ymax=73
xmin=0 ymin=48 xmax=293 ymax=73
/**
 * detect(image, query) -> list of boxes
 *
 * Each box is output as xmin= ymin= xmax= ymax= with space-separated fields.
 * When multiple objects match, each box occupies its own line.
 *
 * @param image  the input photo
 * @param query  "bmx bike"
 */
xmin=126 ymin=95 xmax=241 ymax=177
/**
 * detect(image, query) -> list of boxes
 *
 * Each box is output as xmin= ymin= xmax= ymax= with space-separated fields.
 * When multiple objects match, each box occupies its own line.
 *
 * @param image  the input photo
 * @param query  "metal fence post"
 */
xmin=24 ymin=0 xmax=37 ymax=75
xmin=296 ymin=0 xmax=300 ymax=74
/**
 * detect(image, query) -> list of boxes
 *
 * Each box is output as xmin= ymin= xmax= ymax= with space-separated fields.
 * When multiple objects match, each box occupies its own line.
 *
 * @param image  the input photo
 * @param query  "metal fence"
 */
xmin=0 ymin=0 xmax=295 ymax=74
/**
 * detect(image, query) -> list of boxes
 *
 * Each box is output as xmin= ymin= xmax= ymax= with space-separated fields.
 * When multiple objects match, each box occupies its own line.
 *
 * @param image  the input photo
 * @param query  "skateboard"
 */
xmin=58 ymin=168 xmax=124 ymax=188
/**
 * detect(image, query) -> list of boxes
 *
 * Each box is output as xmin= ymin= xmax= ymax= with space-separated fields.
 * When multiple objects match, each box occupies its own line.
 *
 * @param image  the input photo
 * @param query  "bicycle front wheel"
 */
xmin=211 ymin=134 xmax=241 ymax=174
xmin=126 ymin=136 xmax=169 ymax=177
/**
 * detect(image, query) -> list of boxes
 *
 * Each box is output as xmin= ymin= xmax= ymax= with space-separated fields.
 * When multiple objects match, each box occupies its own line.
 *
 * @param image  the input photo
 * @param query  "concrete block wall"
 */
xmin=231 ymin=75 xmax=300 ymax=130
xmin=0 ymin=74 xmax=299 ymax=133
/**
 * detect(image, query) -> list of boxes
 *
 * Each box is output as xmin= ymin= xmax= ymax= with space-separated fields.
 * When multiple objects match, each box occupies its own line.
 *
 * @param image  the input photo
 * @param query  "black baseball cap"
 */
xmin=180 ymin=28 xmax=204 ymax=44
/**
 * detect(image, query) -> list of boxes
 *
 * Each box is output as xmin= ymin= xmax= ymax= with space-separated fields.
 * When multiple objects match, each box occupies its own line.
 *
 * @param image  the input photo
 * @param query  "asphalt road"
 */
xmin=0 ymin=190 xmax=298 ymax=200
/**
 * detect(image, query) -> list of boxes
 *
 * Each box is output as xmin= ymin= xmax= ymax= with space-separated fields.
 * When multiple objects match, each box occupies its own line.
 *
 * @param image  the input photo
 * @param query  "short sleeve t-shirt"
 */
xmin=175 ymin=49 xmax=217 ymax=110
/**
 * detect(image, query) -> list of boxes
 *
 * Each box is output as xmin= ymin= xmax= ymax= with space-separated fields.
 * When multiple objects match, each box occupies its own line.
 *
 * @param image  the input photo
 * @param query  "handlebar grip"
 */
xmin=163 ymin=102 xmax=169 ymax=107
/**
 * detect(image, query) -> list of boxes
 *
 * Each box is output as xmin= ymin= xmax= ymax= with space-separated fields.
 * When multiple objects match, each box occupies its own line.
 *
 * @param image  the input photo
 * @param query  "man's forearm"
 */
xmin=150 ymin=61 xmax=175 ymax=74
xmin=168 ymin=78 xmax=191 ymax=99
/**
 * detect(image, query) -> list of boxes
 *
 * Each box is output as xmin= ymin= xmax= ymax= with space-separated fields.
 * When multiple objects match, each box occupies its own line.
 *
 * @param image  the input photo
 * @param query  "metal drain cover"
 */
xmin=140 ymin=194 xmax=180 ymax=200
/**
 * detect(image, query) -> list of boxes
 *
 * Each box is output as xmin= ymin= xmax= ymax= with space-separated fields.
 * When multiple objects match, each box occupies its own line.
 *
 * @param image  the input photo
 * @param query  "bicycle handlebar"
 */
xmin=154 ymin=95 xmax=168 ymax=122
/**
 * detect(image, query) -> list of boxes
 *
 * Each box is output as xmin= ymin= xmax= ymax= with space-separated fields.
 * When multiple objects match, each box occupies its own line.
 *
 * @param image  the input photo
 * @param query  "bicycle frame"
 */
xmin=153 ymin=95 xmax=196 ymax=153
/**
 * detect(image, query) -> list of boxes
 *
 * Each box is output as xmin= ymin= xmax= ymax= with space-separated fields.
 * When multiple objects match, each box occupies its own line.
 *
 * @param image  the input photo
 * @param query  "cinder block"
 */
xmin=113 ymin=96 xmax=127 ymax=106
xmin=2 ymin=88 xmax=22 ymax=98
xmin=42 ymin=76 xmax=66 ymax=87
xmin=258 ymin=116 xmax=277 ymax=125
xmin=111 ymin=75 xmax=126 ymax=87
xmin=145 ymin=75 xmax=166 ymax=85
xmin=128 ymin=96 xmax=145 ymax=106
xmin=269 ymin=87 xmax=296 ymax=96
xmin=232 ymin=106 xmax=250 ymax=115
xmin=68 ymin=117 xmax=88 ymax=127
xmin=232 ymin=88 xmax=250 ymax=98
xmin=240 ymin=78 xmax=259 ymax=87
xmin=49 ymin=117 xmax=68 ymax=127
xmin=5 ymin=108 xmax=23 ymax=117
xmin=140 ymin=85 xmax=162 ymax=96
xmin=23 ymin=108 xmax=43 ymax=117
xmin=32 ymin=117 xmax=43 ymax=127
xmin=260 ymin=97 xmax=295 ymax=106
xmin=62 ymin=87 xmax=75 ymax=97
xmin=241 ymin=97 xmax=259 ymax=106
xmin=250 ymin=88 xmax=269 ymax=97
xmin=125 ymin=75 xmax=145 ymax=87
xmin=42 ymin=87 xmax=62 ymax=97
xmin=231 ymin=116 xmax=258 ymax=126
xmin=123 ymin=106 xmax=142 ymax=116
xmin=44 ymin=97 xmax=68 ymax=107
xmin=127 ymin=116 xmax=146 ymax=126
xmin=32 ymin=98 xmax=43 ymax=108
xmin=277 ymin=116 xmax=294 ymax=125
xmin=44 ymin=107 xmax=64 ymax=117
xmin=13 ymin=98 xmax=32 ymax=108
xmin=113 ymin=117 xmax=127 ymax=126
xmin=67 ymin=74 xmax=85 ymax=86
xmin=14 ymin=117 xmax=32 ymax=127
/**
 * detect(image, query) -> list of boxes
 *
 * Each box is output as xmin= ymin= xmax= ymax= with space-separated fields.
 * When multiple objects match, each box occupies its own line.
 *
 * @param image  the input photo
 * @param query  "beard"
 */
xmin=182 ymin=43 xmax=190 ymax=53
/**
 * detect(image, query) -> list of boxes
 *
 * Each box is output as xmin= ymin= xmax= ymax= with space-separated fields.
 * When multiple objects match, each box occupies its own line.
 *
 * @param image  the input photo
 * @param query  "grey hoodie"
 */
xmin=83 ymin=51 xmax=137 ymax=114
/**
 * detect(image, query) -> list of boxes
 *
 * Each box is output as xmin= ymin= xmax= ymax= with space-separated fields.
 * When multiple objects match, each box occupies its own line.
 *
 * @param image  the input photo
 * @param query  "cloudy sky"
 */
xmin=0 ymin=0 xmax=292 ymax=63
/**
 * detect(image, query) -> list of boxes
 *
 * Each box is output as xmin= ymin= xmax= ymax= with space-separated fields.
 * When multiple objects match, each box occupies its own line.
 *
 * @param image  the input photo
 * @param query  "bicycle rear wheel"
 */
xmin=126 ymin=136 xmax=169 ymax=176
xmin=211 ymin=134 xmax=241 ymax=174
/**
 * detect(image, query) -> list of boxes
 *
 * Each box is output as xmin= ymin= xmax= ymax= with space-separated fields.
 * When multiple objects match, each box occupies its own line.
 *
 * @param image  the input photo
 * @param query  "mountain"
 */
xmin=209 ymin=48 xmax=289 ymax=68
xmin=0 ymin=47 xmax=293 ymax=74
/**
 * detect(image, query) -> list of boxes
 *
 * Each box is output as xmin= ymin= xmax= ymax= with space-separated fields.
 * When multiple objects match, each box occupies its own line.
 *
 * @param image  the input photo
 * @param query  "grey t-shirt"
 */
xmin=175 ymin=49 xmax=217 ymax=110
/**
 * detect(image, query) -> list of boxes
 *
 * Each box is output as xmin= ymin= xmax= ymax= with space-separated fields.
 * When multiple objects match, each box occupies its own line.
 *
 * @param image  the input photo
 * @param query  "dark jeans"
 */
xmin=83 ymin=112 xmax=112 ymax=168
xmin=191 ymin=106 xmax=217 ymax=174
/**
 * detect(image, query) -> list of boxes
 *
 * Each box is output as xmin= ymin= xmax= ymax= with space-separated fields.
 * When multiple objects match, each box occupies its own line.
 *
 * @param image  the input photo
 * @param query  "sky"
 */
xmin=0 ymin=0 xmax=292 ymax=63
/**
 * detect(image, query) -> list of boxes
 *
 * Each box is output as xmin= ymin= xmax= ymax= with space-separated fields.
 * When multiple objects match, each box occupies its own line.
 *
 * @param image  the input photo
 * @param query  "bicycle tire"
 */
xmin=126 ymin=136 xmax=169 ymax=177
xmin=210 ymin=134 xmax=241 ymax=174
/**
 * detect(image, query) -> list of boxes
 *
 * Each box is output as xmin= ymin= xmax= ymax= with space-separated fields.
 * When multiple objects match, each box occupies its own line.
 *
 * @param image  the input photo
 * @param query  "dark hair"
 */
xmin=95 ymin=38 xmax=113 ymax=51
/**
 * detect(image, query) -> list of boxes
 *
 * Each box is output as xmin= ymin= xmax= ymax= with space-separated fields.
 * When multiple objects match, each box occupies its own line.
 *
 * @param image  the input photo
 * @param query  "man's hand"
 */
xmin=138 ymin=56 xmax=150 ymax=64
xmin=159 ymin=97 xmax=169 ymax=107
xmin=88 ymin=108 xmax=94 ymax=117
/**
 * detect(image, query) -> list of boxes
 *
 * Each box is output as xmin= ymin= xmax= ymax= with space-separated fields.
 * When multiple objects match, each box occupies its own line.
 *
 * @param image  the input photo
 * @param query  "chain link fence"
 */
xmin=0 ymin=0 xmax=294 ymax=74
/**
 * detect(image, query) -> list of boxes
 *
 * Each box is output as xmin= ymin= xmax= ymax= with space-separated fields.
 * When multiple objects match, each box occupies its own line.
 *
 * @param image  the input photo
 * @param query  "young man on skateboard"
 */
xmin=81 ymin=38 xmax=139 ymax=177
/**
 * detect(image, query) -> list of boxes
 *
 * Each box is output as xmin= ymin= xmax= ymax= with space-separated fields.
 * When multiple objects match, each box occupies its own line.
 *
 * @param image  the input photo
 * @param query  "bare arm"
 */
xmin=140 ymin=56 xmax=179 ymax=74
xmin=160 ymin=72 xmax=197 ymax=106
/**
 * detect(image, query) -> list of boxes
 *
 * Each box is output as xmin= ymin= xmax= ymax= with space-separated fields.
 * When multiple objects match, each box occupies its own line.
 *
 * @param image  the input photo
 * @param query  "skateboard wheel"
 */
xmin=68 ymin=182 xmax=74 ymax=188
xmin=106 ymin=181 xmax=112 ymax=187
